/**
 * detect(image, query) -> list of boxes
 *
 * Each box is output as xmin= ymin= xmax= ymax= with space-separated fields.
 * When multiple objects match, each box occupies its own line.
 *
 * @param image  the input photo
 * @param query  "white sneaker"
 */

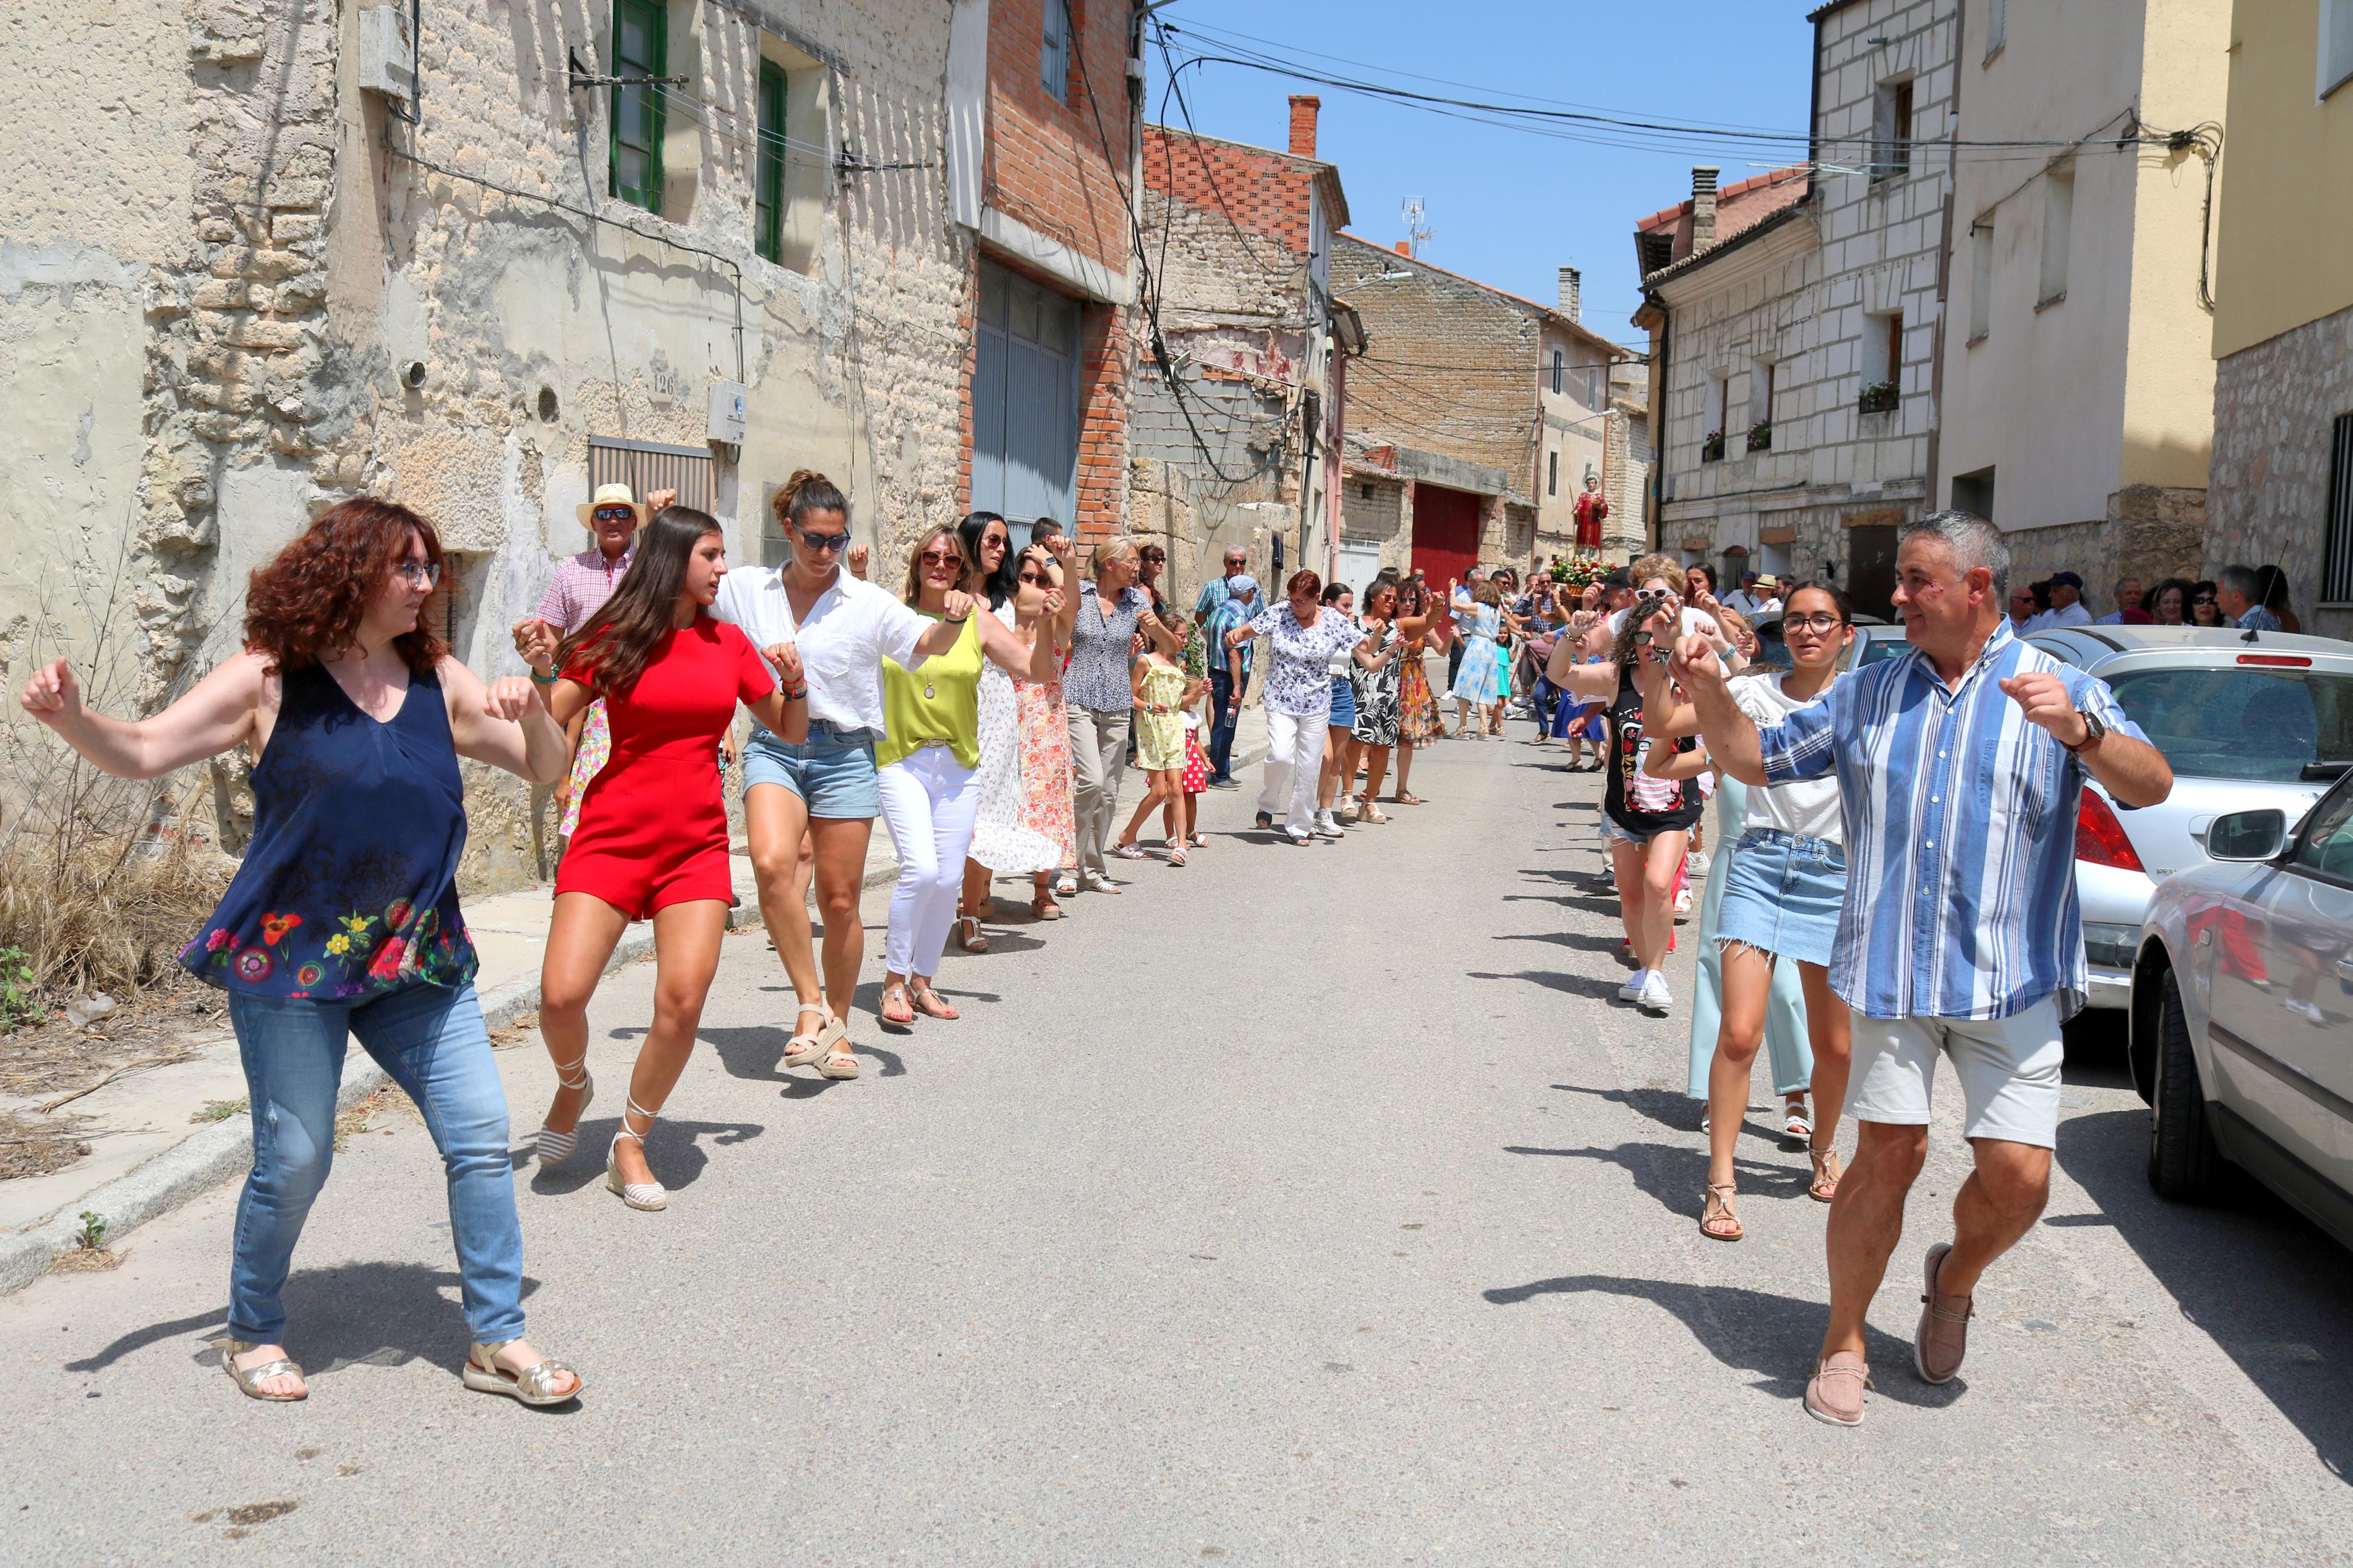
xmin=1314 ymin=810 xmax=1346 ymax=838
xmin=1637 ymin=971 xmax=1673 ymax=1015
xmin=1617 ymin=968 xmax=1649 ymax=1002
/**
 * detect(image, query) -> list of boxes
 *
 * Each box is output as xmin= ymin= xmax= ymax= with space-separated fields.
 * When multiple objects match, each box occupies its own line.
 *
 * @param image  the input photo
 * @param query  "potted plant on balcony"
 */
xmin=1700 ymin=428 xmax=1726 ymax=463
xmin=1746 ymin=418 xmax=1773 ymax=452
xmin=1858 ymin=381 xmax=1898 ymax=416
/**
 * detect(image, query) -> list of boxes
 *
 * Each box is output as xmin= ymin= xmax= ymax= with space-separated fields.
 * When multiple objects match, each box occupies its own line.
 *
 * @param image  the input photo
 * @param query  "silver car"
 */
xmin=2027 ymin=626 xmax=2353 ymax=1012
xmin=2132 ymin=777 xmax=2353 ymax=1245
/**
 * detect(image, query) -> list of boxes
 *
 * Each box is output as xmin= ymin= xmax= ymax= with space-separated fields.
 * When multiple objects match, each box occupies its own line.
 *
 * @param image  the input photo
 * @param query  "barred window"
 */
xmin=2325 ymin=413 xmax=2353 ymax=605
xmin=589 ymin=436 xmax=714 ymax=513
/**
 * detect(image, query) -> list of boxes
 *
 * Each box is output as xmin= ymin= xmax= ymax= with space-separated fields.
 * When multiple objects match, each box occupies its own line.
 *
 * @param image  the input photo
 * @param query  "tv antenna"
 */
xmin=1400 ymin=196 xmax=1433 ymax=260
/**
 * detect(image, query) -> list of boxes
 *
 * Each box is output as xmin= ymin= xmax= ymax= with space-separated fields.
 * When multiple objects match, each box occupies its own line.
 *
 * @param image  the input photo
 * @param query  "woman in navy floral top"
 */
xmin=19 ymin=499 xmax=582 ymax=1410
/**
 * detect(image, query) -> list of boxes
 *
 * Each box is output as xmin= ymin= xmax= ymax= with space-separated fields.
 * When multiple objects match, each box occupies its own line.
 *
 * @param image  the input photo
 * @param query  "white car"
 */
xmin=2132 ymin=780 xmax=2353 ymax=1245
xmin=2028 ymin=627 xmax=2353 ymax=1012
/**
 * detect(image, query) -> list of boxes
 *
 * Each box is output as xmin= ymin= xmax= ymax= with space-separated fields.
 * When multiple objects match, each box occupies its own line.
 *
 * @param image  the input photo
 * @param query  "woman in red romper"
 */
xmin=525 ymin=507 xmax=805 ymax=1210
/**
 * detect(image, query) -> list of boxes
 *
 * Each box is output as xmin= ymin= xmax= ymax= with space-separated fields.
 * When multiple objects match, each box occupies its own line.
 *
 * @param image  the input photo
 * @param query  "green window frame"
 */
xmin=755 ymin=59 xmax=786 ymax=263
xmin=609 ymin=0 xmax=666 ymax=214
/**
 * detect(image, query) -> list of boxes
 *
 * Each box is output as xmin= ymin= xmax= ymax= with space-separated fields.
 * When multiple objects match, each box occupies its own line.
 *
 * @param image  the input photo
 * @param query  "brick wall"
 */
xmin=984 ymin=0 xmax=1134 ymax=280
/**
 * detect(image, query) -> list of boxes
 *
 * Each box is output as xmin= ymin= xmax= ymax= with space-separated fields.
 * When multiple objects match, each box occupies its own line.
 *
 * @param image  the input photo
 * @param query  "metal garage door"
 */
xmin=971 ymin=260 xmax=1081 ymax=528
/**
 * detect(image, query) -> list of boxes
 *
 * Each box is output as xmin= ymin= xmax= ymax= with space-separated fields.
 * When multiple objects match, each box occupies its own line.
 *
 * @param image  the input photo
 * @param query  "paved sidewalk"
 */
xmin=0 ymin=706 xmax=1273 ymax=1290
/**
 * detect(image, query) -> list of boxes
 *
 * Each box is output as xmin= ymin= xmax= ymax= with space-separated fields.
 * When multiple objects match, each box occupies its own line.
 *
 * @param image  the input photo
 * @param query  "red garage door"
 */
xmin=1410 ymin=483 xmax=1482 ymax=591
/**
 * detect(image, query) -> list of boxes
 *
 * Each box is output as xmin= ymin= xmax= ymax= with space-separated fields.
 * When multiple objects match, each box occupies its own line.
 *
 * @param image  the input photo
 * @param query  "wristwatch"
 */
xmin=2064 ymin=705 xmax=2107 ymax=754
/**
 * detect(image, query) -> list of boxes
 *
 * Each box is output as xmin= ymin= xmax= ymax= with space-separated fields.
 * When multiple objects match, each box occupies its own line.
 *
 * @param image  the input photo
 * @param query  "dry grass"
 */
xmin=0 ymin=1109 xmax=94 ymax=1180
xmin=48 ymin=1245 xmax=126 ymax=1273
xmin=0 ymin=820 xmax=231 ymax=1012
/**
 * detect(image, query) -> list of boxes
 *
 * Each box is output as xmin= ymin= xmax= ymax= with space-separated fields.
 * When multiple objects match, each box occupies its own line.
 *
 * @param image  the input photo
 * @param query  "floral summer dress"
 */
xmin=183 ymin=663 xmax=477 ymax=1000
xmin=1010 ymin=632 xmax=1077 ymax=873
xmin=1134 ymin=661 xmax=1189 ymax=771
xmin=1398 ymin=634 xmax=1440 ymax=745
xmin=969 ymin=602 xmax=1063 ymax=874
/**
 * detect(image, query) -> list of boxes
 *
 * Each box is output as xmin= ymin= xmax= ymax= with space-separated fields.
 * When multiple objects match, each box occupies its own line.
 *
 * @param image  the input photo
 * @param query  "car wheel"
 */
xmin=2146 ymin=967 xmax=2220 ymax=1202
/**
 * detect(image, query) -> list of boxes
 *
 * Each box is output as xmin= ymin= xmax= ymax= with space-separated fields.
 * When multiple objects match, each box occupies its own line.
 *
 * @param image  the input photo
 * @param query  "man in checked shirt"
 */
xmin=1674 ymin=512 xmax=2171 ymax=1427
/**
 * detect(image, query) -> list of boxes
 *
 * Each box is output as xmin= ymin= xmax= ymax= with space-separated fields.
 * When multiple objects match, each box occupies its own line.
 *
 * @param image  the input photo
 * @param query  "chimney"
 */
xmin=1394 ymin=239 xmax=1411 ymax=257
xmin=1691 ymin=167 xmax=1720 ymax=251
xmin=1558 ymin=265 xmax=1582 ymax=323
xmin=1288 ymin=94 xmax=1321 ymax=159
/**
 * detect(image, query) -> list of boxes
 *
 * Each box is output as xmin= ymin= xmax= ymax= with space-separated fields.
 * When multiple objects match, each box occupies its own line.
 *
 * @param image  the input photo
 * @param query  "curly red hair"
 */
xmin=243 ymin=497 xmax=450 ymax=674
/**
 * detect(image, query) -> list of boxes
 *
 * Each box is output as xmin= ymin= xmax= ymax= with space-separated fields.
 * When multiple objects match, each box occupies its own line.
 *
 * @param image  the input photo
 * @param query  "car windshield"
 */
xmin=1855 ymin=632 xmax=1908 ymax=666
xmin=2105 ymin=666 xmax=2353 ymax=782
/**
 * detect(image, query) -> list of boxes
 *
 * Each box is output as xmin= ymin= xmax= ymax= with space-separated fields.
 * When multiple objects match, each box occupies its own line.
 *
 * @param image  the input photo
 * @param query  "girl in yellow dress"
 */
xmin=1112 ymin=610 xmax=1205 ymax=865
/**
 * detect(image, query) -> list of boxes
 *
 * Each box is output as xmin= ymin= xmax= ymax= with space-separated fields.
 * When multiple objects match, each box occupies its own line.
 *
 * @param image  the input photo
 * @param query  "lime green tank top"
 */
xmin=878 ymin=611 xmax=985 ymax=769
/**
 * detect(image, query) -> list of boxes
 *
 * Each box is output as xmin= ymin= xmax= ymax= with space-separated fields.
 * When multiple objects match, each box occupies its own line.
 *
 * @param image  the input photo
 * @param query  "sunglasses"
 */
xmin=395 ymin=560 xmax=442 ymax=587
xmin=2193 ymin=594 xmax=2217 ymax=604
xmin=592 ymin=506 xmax=637 ymax=523
xmin=1017 ymin=570 xmax=1053 ymax=586
xmin=920 ymin=549 xmax=963 ymax=567
xmin=1141 ymin=551 xmax=1166 ymax=564
xmin=796 ymin=530 xmax=851 ymax=554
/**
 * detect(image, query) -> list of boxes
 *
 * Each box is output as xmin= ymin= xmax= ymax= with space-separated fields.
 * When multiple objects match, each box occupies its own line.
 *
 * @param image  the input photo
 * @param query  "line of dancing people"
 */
xmin=12 ymin=474 xmax=1478 ymax=1409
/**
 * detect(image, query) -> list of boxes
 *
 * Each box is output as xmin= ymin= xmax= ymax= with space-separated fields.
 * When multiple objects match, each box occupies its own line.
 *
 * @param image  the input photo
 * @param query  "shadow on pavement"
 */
xmin=1549 ymin=1082 xmax=1797 ymax=1149
xmin=1492 ymin=928 xmax=1630 ymax=957
xmin=1480 ymin=1272 xmax=1963 ymax=1407
xmin=1507 ymin=1140 xmax=1813 ymax=1213
xmin=2055 ymin=1105 xmax=2353 ymax=1483
xmin=66 ymin=1262 xmax=551 ymax=1382
xmin=525 ymin=1116 xmax=762 ymax=1194
xmin=1467 ymin=968 xmax=1626 ymax=1003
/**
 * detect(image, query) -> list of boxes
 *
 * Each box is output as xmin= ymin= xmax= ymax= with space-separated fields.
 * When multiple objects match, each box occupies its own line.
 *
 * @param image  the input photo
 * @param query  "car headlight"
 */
xmin=2082 ymin=922 xmax=2139 ymax=971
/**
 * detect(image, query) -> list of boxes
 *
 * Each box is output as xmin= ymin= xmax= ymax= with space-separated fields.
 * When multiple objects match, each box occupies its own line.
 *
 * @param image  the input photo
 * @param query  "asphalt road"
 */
xmin=10 ymin=729 xmax=2353 ymax=1563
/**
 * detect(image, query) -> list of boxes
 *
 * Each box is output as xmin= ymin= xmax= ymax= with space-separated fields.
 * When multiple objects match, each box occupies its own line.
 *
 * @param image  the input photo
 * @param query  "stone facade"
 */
xmin=1330 ymin=235 xmax=1625 ymax=576
xmin=6 ymin=0 xmax=975 ymax=893
xmin=1128 ymin=109 xmax=1347 ymax=598
xmin=2205 ymin=305 xmax=2353 ymax=638
xmin=1639 ymin=0 xmax=1953 ymax=607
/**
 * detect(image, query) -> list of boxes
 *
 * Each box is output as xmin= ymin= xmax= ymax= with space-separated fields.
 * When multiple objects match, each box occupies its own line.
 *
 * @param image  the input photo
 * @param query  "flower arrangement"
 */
xmin=1547 ymin=555 xmax=1609 ymax=589
xmin=1746 ymin=418 xmax=1773 ymax=451
xmin=1700 ymin=428 xmax=1726 ymax=463
xmin=1858 ymin=381 xmax=1898 ymax=415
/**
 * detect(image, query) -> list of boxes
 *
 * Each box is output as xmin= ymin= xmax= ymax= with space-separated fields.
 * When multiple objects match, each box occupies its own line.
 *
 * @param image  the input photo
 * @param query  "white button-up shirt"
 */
xmin=712 ymin=567 xmax=929 ymax=736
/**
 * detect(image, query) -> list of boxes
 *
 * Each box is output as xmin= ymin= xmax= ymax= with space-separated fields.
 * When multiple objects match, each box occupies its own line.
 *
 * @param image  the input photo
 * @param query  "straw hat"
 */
xmin=1754 ymin=573 xmax=1783 ymax=593
xmin=576 ymin=482 xmax=647 ymax=529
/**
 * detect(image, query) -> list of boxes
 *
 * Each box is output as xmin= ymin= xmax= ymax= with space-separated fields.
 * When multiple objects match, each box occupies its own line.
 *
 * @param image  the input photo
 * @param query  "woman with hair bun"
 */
xmin=1223 ymin=569 xmax=1386 ymax=847
xmin=527 ymin=507 xmax=807 ymax=1211
xmin=20 ymin=497 xmax=580 ymax=1407
xmin=709 ymin=472 xmax=980 ymax=1079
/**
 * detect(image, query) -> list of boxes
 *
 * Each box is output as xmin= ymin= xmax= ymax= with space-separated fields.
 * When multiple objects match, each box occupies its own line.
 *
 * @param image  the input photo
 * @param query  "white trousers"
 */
xmin=1257 ymin=706 xmax=1328 ymax=837
xmin=877 ymin=745 xmax=980 ymax=978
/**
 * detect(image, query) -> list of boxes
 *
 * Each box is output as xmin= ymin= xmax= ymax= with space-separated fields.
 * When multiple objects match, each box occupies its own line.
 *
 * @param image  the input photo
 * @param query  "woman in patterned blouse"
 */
xmin=1224 ymin=570 xmax=1386 ymax=846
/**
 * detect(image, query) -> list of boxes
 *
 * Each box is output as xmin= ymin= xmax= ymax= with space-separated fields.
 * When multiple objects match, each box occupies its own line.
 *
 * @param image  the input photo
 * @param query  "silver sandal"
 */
xmin=221 ymin=1339 xmax=307 ymax=1402
xmin=534 ymin=1057 xmax=595 ymax=1167
xmin=462 ymin=1340 xmax=583 ymax=1406
xmin=605 ymin=1097 xmax=668 ymax=1211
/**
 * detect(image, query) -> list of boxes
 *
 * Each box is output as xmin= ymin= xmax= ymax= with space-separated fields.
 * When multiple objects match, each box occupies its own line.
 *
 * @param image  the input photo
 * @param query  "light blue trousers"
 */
xmin=1685 ymin=780 xmax=1813 ymax=1100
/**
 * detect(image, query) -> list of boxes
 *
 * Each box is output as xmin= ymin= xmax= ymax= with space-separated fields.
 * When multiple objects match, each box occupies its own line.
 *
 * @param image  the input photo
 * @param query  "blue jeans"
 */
xmin=225 ymin=982 xmax=524 ymax=1345
xmin=1207 ymin=669 xmax=1240 ymax=780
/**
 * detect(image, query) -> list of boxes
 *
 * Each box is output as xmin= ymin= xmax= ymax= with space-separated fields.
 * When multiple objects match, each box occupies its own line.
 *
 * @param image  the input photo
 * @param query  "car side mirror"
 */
xmin=2206 ymin=808 xmax=2287 ymax=862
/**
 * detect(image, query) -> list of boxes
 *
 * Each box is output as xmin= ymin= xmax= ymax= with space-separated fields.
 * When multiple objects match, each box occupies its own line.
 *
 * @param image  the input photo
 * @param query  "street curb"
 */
xmin=0 ymin=742 xmax=1246 ymax=1296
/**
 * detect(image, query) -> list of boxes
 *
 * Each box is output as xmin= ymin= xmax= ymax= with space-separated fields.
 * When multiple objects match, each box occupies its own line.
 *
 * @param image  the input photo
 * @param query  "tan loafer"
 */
xmin=1804 ymin=1352 xmax=1872 ymax=1426
xmin=1914 ymin=1242 xmax=1974 ymax=1384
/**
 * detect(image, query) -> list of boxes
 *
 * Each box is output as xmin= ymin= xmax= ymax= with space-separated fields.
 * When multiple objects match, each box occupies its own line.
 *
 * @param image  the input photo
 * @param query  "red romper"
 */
xmin=556 ymin=616 xmax=775 ymax=919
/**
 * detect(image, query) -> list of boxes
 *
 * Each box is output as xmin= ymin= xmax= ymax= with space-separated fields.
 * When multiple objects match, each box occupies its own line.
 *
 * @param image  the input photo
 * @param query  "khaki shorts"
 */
xmin=1846 ymin=997 xmax=2065 ymax=1149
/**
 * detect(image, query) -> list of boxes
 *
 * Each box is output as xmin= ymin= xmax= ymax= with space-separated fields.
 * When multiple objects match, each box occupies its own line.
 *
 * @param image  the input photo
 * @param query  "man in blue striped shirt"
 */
xmin=1676 ymin=511 xmax=2171 ymax=1427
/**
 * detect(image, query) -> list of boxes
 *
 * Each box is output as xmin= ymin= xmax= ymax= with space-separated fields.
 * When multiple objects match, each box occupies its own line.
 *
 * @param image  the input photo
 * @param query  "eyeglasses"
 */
xmin=592 ymin=506 xmax=637 ymax=523
xmin=1782 ymin=613 xmax=1847 ymax=632
xmin=920 ymin=549 xmax=963 ymax=567
xmin=395 ymin=560 xmax=442 ymax=587
xmin=796 ymin=530 xmax=851 ymax=554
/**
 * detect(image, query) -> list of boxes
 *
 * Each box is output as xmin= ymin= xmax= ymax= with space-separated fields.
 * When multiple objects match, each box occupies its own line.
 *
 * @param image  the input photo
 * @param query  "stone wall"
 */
xmin=4 ymin=0 xmax=969 ymax=895
xmin=2205 ymin=305 xmax=2353 ymax=639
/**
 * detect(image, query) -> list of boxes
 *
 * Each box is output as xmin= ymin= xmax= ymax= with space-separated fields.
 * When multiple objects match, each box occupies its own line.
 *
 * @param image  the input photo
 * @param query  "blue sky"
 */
xmin=1148 ymin=2 xmax=1817 ymax=347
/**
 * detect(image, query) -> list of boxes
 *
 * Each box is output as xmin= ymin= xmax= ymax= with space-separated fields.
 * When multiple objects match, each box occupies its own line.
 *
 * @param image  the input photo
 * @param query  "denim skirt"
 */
xmin=1328 ymin=674 xmax=1357 ymax=730
xmin=1715 ymin=827 xmax=1847 ymax=967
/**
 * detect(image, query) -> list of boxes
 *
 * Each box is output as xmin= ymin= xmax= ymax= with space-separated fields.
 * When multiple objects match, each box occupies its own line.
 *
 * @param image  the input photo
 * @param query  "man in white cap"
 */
xmin=513 ymin=482 xmax=648 ymax=835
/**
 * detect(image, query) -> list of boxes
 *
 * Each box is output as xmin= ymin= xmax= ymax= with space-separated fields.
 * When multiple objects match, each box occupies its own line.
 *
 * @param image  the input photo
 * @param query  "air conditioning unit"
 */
xmin=358 ymin=8 xmax=416 ymax=108
xmin=707 ymin=381 xmax=748 ymax=447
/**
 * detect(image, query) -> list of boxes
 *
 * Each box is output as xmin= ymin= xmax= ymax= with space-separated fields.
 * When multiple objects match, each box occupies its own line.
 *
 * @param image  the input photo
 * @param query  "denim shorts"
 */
xmin=742 ymin=720 xmax=880 ymax=819
xmin=1716 ymin=827 xmax=1847 ymax=967
xmin=1328 ymin=674 xmax=1357 ymax=730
